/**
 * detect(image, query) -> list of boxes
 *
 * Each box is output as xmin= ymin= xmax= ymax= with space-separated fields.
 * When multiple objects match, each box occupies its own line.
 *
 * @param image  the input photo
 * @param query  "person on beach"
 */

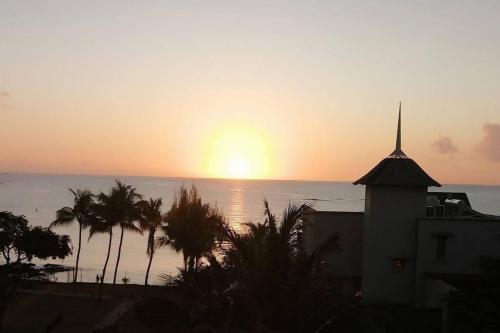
xmin=96 ymin=274 xmax=99 ymax=284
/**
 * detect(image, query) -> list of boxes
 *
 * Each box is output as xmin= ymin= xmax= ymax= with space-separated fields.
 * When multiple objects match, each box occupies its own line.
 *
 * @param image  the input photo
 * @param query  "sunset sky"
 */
xmin=1 ymin=1 xmax=499 ymax=184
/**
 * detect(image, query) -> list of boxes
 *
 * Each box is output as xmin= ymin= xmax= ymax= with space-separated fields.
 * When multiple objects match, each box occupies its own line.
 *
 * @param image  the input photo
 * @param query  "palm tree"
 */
xmin=90 ymin=189 xmax=118 ymax=298
xmin=160 ymin=185 xmax=223 ymax=272
xmin=218 ymin=200 xmax=341 ymax=331
xmin=50 ymin=189 xmax=95 ymax=284
xmin=137 ymin=198 xmax=163 ymax=295
xmin=162 ymin=200 xmax=341 ymax=331
xmin=111 ymin=181 xmax=142 ymax=285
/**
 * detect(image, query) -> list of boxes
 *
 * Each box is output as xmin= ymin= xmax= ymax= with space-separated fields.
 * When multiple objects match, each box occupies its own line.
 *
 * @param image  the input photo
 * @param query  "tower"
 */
xmin=354 ymin=104 xmax=440 ymax=305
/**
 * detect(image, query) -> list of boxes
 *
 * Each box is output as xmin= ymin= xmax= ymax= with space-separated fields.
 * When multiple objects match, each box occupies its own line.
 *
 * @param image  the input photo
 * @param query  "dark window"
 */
xmin=435 ymin=235 xmax=448 ymax=260
xmin=426 ymin=206 xmax=436 ymax=217
xmin=437 ymin=205 xmax=444 ymax=217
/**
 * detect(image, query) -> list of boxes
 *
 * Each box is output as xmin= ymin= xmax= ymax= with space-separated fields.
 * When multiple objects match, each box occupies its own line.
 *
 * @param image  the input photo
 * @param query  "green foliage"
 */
xmin=51 ymin=188 xmax=96 ymax=284
xmin=15 ymin=227 xmax=72 ymax=261
xmin=0 ymin=211 xmax=72 ymax=264
xmin=0 ymin=211 xmax=72 ymax=329
xmin=51 ymin=189 xmax=96 ymax=229
xmin=162 ymin=200 xmax=344 ymax=332
xmin=138 ymin=198 xmax=163 ymax=293
xmin=137 ymin=198 xmax=163 ymax=257
xmin=110 ymin=181 xmax=143 ymax=285
xmin=111 ymin=180 xmax=143 ymax=231
xmin=161 ymin=185 xmax=224 ymax=272
xmin=0 ymin=212 xmax=29 ymax=264
xmin=446 ymin=256 xmax=500 ymax=332
xmin=90 ymin=180 xmax=143 ymax=286
xmin=90 ymin=180 xmax=142 ymax=237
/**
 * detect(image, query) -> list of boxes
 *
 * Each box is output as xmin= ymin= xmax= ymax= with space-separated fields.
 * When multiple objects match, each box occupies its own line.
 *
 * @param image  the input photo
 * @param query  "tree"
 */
xmin=0 ymin=212 xmax=28 ymax=264
xmin=138 ymin=200 xmax=342 ymax=332
xmin=137 ymin=198 xmax=163 ymax=295
xmin=90 ymin=190 xmax=118 ymax=295
xmin=217 ymin=200 xmax=341 ymax=331
xmin=0 ymin=211 xmax=72 ymax=329
xmin=160 ymin=185 xmax=224 ymax=272
xmin=110 ymin=181 xmax=142 ymax=285
xmin=50 ymin=189 xmax=96 ymax=284
xmin=0 ymin=211 xmax=72 ymax=264
xmin=161 ymin=200 xmax=341 ymax=331
xmin=445 ymin=256 xmax=500 ymax=332
xmin=91 ymin=180 xmax=142 ymax=289
xmin=15 ymin=227 xmax=72 ymax=262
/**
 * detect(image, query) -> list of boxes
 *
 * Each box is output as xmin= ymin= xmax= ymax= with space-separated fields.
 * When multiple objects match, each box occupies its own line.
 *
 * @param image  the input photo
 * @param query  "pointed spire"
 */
xmin=396 ymin=102 xmax=402 ymax=151
xmin=389 ymin=101 xmax=408 ymax=158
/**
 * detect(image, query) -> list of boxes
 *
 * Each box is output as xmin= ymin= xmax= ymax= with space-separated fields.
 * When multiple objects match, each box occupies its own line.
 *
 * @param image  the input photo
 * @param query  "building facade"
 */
xmin=304 ymin=109 xmax=500 ymax=308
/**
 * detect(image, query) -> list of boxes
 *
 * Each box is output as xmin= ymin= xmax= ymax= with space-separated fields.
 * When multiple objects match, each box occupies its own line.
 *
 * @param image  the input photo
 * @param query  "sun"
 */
xmin=204 ymin=126 xmax=271 ymax=179
xmin=227 ymin=156 xmax=250 ymax=179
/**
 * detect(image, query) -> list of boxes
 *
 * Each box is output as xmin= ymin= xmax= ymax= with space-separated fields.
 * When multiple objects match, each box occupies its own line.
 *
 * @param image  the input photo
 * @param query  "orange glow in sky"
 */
xmin=1 ymin=2 xmax=500 ymax=184
xmin=204 ymin=126 xmax=272 ymax=179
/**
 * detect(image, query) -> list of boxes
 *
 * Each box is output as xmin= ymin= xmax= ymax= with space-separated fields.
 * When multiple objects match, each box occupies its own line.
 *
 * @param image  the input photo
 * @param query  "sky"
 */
xmin=1 ymin=1 xmax=499 ymax=184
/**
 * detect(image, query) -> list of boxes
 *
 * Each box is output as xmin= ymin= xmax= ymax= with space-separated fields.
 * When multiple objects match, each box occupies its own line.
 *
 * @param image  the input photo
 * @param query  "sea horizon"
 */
xmin=2 ymin=170 xmax=500 ymax=187
xmin=1 ymin=172 xmax=499 ymax=285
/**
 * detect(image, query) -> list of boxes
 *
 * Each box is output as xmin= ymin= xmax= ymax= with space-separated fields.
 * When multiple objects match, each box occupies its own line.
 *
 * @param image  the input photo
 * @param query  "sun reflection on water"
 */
xmin=228 ymin=187 xmax=245 ymax=232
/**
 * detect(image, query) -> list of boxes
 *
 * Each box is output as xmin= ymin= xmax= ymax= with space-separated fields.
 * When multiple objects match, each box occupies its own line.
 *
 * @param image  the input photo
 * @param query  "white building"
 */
xmin=304 ymin=107 xmax=500 ymax=308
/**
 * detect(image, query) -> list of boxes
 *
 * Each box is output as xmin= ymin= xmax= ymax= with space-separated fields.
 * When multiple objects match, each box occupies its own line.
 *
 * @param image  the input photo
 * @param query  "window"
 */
xmin=392 ymin=259 xmax=406 ymax=273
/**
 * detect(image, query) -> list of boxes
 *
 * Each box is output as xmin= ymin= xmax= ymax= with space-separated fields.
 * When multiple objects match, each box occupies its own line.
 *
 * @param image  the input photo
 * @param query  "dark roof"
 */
xmin=353 ymin=157 xmax=441 ymax=187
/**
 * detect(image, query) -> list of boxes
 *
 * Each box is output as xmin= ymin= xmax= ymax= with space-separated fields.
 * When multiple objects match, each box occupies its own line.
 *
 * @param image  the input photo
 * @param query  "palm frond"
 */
xmin=122 ymin=222 xmax=142 ymax=234
xmin=303 ymin=233 xmax=340 ymax=277
xmin=155 ymin=234 xmax=170 ymax=249
xmin=88 ymin=221 xmax=111 ymax=240
xmin=280 ymin=202 xmax=312 ymax=241
xmin=263 ymin=199 xmax=277 ymax=237
xmin=50 ymin=207 xmax=75 ymax=229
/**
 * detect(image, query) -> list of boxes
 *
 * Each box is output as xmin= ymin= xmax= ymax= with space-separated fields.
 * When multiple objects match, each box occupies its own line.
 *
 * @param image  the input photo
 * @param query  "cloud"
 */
xmin=432 ymin=136 xmax=459 ymax=154
xmin=477 ymin=122 xmax=500 ymax=162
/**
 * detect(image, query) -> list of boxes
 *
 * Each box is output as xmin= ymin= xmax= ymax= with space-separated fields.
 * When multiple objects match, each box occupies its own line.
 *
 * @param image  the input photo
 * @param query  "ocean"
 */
xmin=1 ymin=173 xmax=499 ymax=284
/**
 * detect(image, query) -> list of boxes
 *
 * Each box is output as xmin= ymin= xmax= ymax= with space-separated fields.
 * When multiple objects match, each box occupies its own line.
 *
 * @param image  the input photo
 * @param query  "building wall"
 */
xmin=414 ymin=218 xmax=500 ymax=307
xmin=303 ymin=211 xmax=363 ymax=278
xmin=303 ymin=192 xmax=500 ymax=308
xmin=362 ymin=185 xmax=428 ymax=305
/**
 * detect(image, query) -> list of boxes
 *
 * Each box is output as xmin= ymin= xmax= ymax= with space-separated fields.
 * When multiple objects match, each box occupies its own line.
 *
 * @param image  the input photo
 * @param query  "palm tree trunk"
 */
xmin=99 ymin=228 xmax=113 ymax=300
xmin=71 ymin=223 xmax=83 ymax=294
xmin=144 ymin=231 xmax=155 ymax=296
xmin=73 ymin=223 xmax=82 ymax=284
xmin=144 ymin=251 xmax=154 ymax=296
xmin=188 ymin=256 xmax=195 ymax=272
xmin=112 ymin=226 xmax=125 ymax=285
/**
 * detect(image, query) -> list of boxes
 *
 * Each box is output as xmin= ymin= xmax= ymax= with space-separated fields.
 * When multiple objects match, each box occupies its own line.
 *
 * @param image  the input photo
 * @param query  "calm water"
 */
xmin=1 ymin=173 xmax=499 ymax=284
